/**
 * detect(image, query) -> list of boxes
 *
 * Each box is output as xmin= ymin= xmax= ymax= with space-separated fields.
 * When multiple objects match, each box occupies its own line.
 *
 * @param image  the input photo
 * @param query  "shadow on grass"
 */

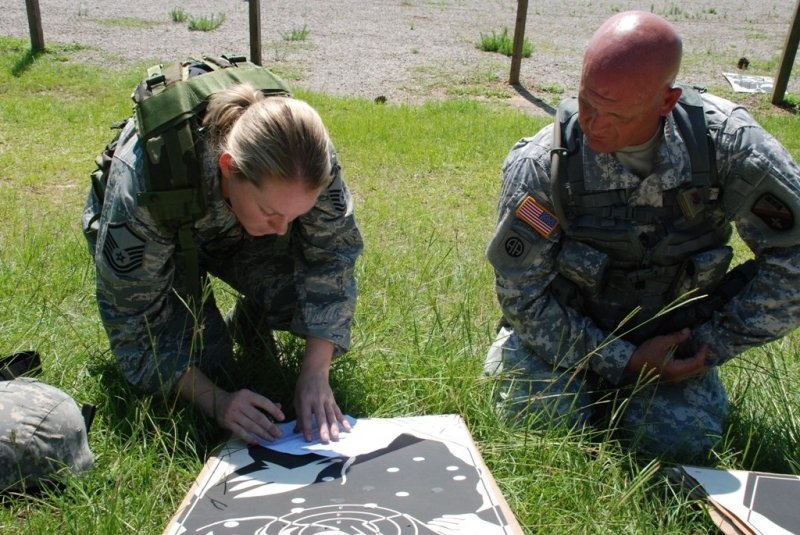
xmin=510 ymin=83 xmax=557 ymax=116
xmin=87 ymin=354 xmax=225 ymax=460
xmin=234 ymin=331 xmax=372 ymax=422
xmin=11 ymin=47 xmax=44 ymax=77
xmin=775 ymin=100 xmax=799 ymax=116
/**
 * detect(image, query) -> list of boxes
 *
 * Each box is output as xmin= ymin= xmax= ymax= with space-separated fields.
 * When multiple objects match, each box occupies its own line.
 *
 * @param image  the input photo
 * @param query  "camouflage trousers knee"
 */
xmin=204 ymin=232 xmax=296 ymax=346
xmin=199 ymin=233 xmax=298 ymax=377
xmin=225 ymin=295 xmax=293 ymax=359
xmin=484 ymin=328 xmax=729 ymax=460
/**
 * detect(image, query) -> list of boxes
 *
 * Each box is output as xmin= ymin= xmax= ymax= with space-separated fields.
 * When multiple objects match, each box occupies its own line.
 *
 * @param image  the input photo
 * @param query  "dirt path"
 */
xmin=2 ymin=0 xmax=798 ymax=111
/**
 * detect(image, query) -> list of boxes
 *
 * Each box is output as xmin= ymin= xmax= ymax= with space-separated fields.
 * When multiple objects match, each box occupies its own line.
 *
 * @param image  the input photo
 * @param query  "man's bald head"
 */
xmin=577 ymin=11 xmax=684 ymax=152
xmin=583 ymin=11 xmax=682 ymax=90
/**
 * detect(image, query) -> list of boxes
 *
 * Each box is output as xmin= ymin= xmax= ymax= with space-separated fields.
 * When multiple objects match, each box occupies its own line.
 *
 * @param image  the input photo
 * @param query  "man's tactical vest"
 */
xmin=549 ymin=86 xmax=756 ymax=344
xmin=89 ymin=55 xmax=289 ymax=300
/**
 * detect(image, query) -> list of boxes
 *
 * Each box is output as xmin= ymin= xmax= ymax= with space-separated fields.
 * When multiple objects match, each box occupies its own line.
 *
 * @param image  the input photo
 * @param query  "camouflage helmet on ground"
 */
xmin=0 ymin=378 xmax=94 ymax=492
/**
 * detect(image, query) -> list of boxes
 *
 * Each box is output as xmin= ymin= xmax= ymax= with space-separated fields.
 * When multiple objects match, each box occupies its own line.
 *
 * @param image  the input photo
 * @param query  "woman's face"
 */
xmin=220 ymin=154 xmax=320 ymax=236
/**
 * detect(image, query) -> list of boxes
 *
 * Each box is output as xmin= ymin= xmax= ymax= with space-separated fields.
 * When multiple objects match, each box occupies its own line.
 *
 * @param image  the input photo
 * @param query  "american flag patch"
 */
xmin=515 ymin=195 xmax=559 ymax=237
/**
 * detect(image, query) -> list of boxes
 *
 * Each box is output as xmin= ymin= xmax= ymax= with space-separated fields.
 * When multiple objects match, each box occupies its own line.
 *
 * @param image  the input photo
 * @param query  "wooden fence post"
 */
xmin=771 ymin=0 xmax=800 ymax=105
xmin=249 ymin=0 xmax=262 ymax=65
xmin=25 ymin=0 xmax=45 ymax=52
xmin=509 ymin=0 xmax=529 ymax=85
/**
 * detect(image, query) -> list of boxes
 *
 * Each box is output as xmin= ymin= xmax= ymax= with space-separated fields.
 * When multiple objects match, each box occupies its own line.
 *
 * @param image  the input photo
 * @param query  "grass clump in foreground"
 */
xmin=1 ymin=37 xmax=799 ymax=532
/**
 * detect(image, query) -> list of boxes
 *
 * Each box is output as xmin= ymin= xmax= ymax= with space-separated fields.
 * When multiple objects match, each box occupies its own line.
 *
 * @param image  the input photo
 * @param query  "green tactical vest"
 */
xmin=90 ymin=55 xmax=290 ymax=301
xmin=549 ymin=86 xmax=739 ymax=341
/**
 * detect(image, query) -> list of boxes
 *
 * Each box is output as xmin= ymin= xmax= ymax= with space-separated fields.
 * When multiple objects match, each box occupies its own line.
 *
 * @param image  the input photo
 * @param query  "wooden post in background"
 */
xmin=25 ymin=0 xmax=45 ymax=52
xmin=249 ymin=0 xmax=262 ymax=65
xmin=771 ymin=0 xmax=800 ymax=105
xmin=509 ymin=0 xmax=529 ymax=85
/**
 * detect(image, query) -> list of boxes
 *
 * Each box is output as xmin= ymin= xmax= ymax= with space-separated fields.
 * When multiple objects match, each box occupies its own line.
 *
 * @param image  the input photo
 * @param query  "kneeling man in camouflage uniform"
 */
xmin=485 ymin=11 xmax=800 ymax=459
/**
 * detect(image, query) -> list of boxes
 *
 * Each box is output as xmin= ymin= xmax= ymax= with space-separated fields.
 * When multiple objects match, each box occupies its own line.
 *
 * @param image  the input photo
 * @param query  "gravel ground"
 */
xmin=2 ymin=0 xmax=799 ymax=111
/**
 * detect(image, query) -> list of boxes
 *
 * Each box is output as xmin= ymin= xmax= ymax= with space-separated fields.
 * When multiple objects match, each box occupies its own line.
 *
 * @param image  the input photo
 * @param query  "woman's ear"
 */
xmin=219 ymin=152 xmax=234 ymax=178
xmin=219 ymin=152 xmax=234 ymax=197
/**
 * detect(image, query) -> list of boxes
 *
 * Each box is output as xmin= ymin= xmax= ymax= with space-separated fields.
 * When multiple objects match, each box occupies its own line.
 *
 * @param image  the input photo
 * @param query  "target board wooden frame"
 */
xmin=165 ymin=414 xmax=522 ymax=534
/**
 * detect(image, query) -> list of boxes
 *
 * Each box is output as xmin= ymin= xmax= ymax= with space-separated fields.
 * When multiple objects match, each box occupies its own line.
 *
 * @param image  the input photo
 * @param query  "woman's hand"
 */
xmin=176 ymin=367 xmax=285 ymax=444
xmin=293 ymin=337 xmax=351 ymax=443
xmin=215 ymin=388 xmax=286 ymax=443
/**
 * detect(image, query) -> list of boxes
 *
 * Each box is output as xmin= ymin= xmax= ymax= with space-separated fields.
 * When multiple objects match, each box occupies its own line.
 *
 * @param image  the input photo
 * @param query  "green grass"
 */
xmin=281 ymin=24 xmax=311 ymax=42
xmin=1 ymin=36 xmax=800 ymax=533
xmin=170 ymin=8 xmax=189 ymax=24
xmin=410 ymin=58 xmax=511 ymax=100
xmin=478 ymin=27 xmax=532 ymax=58
xmin=97 ymin=17 xmax=163 ymax=29
xmin=187 ymin=12 xmax=225 ymax=32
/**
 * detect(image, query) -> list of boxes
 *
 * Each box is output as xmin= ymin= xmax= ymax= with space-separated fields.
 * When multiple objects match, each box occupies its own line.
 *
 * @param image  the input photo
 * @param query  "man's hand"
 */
xmin=626 ymin=328 xmax=710 ymax=384
xmin=294 ymin=337 xmax=351 ymax=443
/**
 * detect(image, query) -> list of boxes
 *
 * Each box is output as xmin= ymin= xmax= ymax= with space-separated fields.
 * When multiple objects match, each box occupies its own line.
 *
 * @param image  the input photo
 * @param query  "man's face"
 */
xmin=577 ymin=64 xmax=671 ymax=154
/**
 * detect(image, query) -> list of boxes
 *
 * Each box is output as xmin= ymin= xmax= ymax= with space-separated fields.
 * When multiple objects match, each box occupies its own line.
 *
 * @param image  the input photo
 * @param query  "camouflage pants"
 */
xmin=195 ymin=233 xmax=297 ymax=382
xmin=484 ymin=328 xmax=729 ymax=460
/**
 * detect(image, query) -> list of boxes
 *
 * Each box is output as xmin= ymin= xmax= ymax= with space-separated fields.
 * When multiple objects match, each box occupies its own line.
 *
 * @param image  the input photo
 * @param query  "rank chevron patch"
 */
xmin=103 ymin=223 xmax=146 ymax=274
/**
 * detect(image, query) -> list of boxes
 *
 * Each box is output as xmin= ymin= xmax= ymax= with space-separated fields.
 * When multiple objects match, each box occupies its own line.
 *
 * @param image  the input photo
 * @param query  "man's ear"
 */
xmin=660 ymin=86 xmax=683 ymax=116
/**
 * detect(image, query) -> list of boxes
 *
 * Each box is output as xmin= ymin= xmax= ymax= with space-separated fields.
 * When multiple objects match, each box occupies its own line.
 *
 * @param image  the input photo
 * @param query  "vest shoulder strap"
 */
xmin=549 ymin=97 xmax=580 ymax=227
xmin=671 ymin=84 xmax=716 ymax=189
xmin=134 ymin=58 xmax=289 ymax=139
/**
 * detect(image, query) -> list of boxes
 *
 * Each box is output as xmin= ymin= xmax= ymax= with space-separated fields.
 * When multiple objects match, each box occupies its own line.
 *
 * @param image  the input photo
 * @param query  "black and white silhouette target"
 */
xmin=167 ymin=416 xmax=519 ymax=534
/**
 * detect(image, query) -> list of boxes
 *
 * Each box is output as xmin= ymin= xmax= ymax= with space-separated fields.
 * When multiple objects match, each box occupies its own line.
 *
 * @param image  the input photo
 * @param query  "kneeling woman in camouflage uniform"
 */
xmin=82 ymin=84 xmax=363 ymax=445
